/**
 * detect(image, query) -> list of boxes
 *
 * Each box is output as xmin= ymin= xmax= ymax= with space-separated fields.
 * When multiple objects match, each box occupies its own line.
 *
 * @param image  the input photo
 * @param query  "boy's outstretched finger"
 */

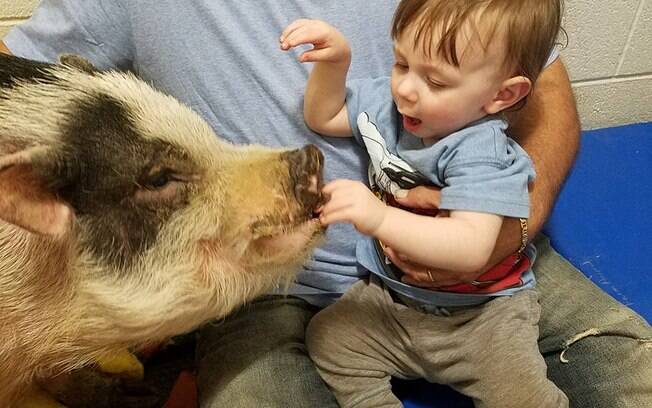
xmin=322 ymin=178 xmax=354 ymax=195
xmin=320 ymin=196 xmax=348 ymax=217
xmin=319 ymin=206 xmax=350 ymax=226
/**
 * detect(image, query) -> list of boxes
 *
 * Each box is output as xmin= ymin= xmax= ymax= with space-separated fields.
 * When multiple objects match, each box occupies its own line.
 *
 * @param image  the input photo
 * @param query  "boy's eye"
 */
xmin=427 ymin=78 xmax=446 ymax=88
xmin=393 ymin=62 xmax=408 ymax=70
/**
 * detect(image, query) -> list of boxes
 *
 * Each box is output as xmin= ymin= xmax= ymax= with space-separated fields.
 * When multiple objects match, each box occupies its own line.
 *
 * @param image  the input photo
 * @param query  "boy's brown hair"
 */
xmin=391 ymin=0 xmax=563 ymax=84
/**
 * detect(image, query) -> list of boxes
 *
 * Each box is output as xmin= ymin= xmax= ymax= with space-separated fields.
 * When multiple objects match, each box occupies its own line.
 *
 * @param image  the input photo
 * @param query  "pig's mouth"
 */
xmin=252 ymin=215 xmax=322 ymax=239
xmin=249 ymin=212 xmax=323 ymax=257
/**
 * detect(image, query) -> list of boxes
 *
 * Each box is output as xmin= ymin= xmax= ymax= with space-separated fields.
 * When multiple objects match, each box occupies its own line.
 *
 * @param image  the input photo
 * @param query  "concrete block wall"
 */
xmin=1 ymin=0 xmax=650 ymax=130
xmin=0 ymin=0 xmax=37 ymax=38
xmin=562 ymin=0 xmax=652 ymax=129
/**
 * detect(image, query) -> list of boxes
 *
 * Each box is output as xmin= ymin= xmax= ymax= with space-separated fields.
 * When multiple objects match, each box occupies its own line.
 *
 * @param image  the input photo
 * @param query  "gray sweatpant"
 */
xmin=306 ymin=277 xmax=568 ymax=408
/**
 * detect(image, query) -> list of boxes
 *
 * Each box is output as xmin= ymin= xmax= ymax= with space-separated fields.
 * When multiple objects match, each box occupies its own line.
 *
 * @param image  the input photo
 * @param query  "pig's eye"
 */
xmin=147 ymin=172 xmax=173 ymax=189
xmin=135 ymin=171 xmax=184 ymax=205
xmin=141 ymin=167 xmax=181 ymax=190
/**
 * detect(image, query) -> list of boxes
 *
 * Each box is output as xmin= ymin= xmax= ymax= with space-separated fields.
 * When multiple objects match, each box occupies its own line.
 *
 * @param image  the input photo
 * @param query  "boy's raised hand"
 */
xmin=319 ymin=179 xmax=387 ymax=236
xmin=280 ymin=19 xmax=351 ymax=65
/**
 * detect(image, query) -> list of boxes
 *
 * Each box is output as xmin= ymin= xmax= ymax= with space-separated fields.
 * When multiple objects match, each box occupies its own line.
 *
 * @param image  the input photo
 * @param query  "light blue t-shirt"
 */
xmin=4 ymin=0 xmax=557 ymax=307
xmin=346 ymin=77 xmax=537 ymax=306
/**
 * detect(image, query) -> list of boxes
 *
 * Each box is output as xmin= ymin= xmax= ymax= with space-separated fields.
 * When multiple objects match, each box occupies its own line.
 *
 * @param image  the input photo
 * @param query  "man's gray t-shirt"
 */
xmin=346 ymin=77 xmax=537 ymax=306
xmin=4 ymin=0 xmax=557 ymax=306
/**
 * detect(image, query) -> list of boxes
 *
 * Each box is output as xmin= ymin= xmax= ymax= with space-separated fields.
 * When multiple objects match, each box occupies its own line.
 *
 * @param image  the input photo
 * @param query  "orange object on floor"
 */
xmin=163 ymin=370 xmax=198 ymax=408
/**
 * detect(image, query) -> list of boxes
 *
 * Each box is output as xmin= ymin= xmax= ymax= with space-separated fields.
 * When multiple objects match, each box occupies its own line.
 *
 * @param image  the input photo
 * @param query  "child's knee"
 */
xmin=306 ymin=303 xmax=362 ymax=365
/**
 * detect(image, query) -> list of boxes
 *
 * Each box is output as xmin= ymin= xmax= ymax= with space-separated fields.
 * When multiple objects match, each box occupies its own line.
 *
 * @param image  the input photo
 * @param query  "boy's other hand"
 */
xmin=393 ymin=185 xmax=443 ymax=211
xmin=318 ymin=179 xmax=386 ymax=236
xmin=279 ymin=19 xmax=351 ymax=65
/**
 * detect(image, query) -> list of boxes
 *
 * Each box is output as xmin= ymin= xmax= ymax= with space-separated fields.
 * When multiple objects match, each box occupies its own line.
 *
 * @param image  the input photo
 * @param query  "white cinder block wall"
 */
xmin=563 ymin=0 xmax=652 ymax=129
xmin=1 ymin=0 xmax=650 ymax=130
xmin=0 ymin=0 xmax=37 ymax=38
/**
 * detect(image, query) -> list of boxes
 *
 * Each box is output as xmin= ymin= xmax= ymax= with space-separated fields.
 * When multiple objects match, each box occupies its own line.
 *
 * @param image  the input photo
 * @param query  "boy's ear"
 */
xmin=483 ymin=76 xmax=532 ymax=114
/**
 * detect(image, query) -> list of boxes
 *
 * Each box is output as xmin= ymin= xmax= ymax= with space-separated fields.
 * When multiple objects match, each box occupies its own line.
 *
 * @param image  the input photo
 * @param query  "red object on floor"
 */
xmin=163 ymin=370 xmax=198 ymax=408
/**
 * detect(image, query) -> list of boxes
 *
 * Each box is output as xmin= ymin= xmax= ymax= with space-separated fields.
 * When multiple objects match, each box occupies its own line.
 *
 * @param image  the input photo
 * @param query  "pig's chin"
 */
xmin=249 ymin=218 xmax=323 ymax=261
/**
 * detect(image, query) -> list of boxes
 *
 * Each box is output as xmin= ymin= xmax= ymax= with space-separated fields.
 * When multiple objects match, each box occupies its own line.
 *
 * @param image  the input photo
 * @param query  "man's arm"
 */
xmin=500 ymin=58 xmax=580 ymax=256
xmin=389 ymin=58 xmax=580 ymax=286
xmin=0 ymin=40 xmax=12 ymax=54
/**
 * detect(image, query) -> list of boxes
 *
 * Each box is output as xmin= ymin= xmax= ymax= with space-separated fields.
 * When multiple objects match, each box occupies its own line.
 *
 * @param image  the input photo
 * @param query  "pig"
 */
xmin=0 ymin=53 xmax=324 ymax=406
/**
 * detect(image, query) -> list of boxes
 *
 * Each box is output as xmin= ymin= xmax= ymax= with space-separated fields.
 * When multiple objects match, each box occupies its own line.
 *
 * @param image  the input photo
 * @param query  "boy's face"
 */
xmin=391 ymin=23 xmax=510 ymax=143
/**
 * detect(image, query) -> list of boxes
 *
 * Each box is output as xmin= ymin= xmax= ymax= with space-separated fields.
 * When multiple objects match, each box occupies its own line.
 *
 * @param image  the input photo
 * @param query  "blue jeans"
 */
xmin=196 ymin=236 xmax=652 ymax=407
xmin=196 ymin=296 xmax=339 ymax=408
xmin=534 ymin=236 xmax=652 ymax=407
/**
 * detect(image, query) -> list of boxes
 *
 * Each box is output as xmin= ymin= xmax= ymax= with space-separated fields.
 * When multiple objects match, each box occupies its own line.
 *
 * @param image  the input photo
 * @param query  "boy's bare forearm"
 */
xmin=376 ymin=207 xmax=503 ymax=273
xmin=303 ymin=60 xmax=351 ymax=136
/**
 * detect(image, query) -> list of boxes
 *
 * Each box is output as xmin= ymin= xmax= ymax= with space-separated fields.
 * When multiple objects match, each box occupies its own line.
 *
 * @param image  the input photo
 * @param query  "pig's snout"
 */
xmin=285 ymin=144 xmax=324 ymax=214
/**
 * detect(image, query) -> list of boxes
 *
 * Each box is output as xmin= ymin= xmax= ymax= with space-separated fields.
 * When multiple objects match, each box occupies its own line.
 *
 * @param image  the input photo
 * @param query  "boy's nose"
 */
xmin=396 ymin=76 xmax=418 ymax=103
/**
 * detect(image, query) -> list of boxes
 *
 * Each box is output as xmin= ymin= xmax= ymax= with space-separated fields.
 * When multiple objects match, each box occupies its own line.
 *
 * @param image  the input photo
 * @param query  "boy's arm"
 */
xmin=280 ymin=19 xmax=352 ymax=137
xmin=320 ymin=179 xmax=503 ymax=273
xmin=376 ymin=207 xmax=503 ymax=273
xmin=303 ymin=58 xmax=351 ymax=137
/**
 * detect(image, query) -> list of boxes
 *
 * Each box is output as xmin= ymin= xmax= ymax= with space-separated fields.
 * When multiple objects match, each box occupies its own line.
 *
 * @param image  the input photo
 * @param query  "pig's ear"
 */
xmin=0 ymin=148 xmax=73 ymax=236
xmin=59 ymin=54 xmax=99 ymax=74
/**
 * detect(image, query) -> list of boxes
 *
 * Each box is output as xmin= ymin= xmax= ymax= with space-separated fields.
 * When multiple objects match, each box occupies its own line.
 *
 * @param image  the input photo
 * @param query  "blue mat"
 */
xmin=544 ymin=122 xmax=652 ymax=320
xmin=395 ymin=121 xmax=652 ymax=407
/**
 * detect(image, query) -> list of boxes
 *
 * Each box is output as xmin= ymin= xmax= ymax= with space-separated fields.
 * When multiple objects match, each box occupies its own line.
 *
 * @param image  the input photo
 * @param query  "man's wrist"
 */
xmin=486 ymin=217 xmax=523 ymax=270
xmin=517 ymin=218 xmax=529 ymax=254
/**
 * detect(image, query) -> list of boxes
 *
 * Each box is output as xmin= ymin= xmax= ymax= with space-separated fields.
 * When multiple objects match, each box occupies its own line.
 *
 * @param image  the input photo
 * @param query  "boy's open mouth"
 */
xmin=402 ymin=114 xmax=422 ymax=132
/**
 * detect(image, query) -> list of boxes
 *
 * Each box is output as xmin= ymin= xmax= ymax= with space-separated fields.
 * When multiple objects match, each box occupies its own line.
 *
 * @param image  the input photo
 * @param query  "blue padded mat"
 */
xmin=395 ymin=122 xmax=652 ymax=407
xmin=543 ymin=121 xmax=652 ymax=321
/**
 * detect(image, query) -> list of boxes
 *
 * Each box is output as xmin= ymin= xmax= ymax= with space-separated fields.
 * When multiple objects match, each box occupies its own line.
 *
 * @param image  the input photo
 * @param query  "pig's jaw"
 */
xmin=65 ymin=222 xmax=321 ymax=349
xmin=249 ymin=218 xmax=323 ymax=262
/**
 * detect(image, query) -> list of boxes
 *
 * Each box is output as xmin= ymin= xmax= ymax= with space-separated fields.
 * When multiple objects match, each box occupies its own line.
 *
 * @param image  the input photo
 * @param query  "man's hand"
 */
xmin=280 ymin=19 xmax=351 ymax=66
xmin=319 ymin=179 xmax=387 ymax=236
xmin=393 ymin=185 xmax=443 ymax=212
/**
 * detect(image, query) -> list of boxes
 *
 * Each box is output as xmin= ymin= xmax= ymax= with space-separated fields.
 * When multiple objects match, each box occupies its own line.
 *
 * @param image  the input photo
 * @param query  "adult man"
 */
xmin=2 ymin=1 xmax=650 ymax=407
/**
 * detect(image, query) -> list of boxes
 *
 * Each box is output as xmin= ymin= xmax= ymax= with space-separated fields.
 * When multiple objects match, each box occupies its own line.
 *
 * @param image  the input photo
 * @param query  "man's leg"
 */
xmin=534 ymin=235 xmax=652 ymax=407
xmin=196 ymin=295 xmax=339 ymax=408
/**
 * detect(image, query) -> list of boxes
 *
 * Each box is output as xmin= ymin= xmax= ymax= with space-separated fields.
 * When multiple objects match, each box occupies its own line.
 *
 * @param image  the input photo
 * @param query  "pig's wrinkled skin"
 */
xmin=0 ymin=53 xmax=323 ymax=406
